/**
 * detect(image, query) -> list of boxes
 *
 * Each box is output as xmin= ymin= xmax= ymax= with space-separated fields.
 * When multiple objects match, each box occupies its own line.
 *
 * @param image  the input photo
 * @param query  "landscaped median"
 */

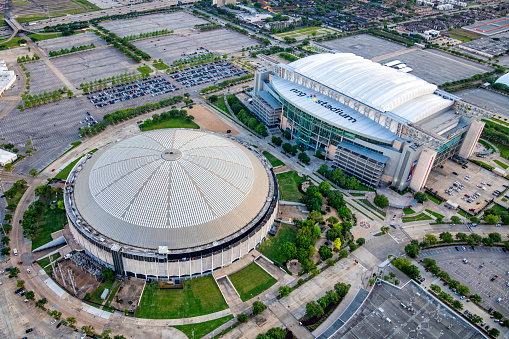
xmin=228 ymin=262 xmax=277 ymax=302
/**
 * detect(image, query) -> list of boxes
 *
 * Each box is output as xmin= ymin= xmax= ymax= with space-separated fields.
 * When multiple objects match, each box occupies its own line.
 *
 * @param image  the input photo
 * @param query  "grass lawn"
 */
xmin=360 ymin=199 xmax=386 ymax=217
xmin=36 ymin=253 xmax=61 ymax=275
xmin=478 ymin=139 xmax=496 ymax=152
xmin=137 ymin=65 xmax=152 ymax=75
xmin=425 ymin=209 xmax=445 ymax=219
xmin=89 ymin=280 xmax=114 ymax=305
xmin=31 ymin=193 xmax=67 ymax=250
xmin=228 ymin=263 xmax=277 ymax=302
xmin=174 ymin=315 xmax=233 ymax=339
xmin=73 ymin=0 xmax=101 ymax=10
xmin=153 ymin=62 xmax=169 ymax=70
xmin=445 ymin=29 xmax=482 ymax=42
xmin=490 ymin=204 xmax=508 ymax=215
xmin=494 ymin=159 xmax=508 ymax=169
xmin=28 ymin=31 xmax=84 ymax=42
xmin=212 ymin=96 xmax=230 ymax=116
xmin=348 ymin=202 xmax=375 ymax=221
xmin=262 ymin=151 xmax=284 ymax=167
xmin=140 ymin=117 xmax=199 ymax=131
xmin=6 ymin=185 xmax=28 ymax=211
xmin=276 ymin=26 xmax=337 ymax=38
xmin=425 ymin=192 xmax=442 ymax=205
xmin=357 ymin=183 xmax=375 ymax=191
xmin=54 ymin=147 xmax=97 ymax=180
xmin=403 ymin=207 xmax=415 ymax=215
xmin=0 ymin=37 xmax=22 ymax=49
xmin=402 ymin=213 xmax=432 ymax=223
xmin=104 ymin=281 xmax=121 ymax=310
xmin=257 ymin=223 xmax=297 ymax=265
xmin=276 ymin=171 xmax=304 ymax=202
xmin=492 ymin=118 xmax=509 ymax=127
xmin=471 ymin=159 xmax=494 ymax=170
xmin=458 ymin=209 xmax=468 ymax=218
xmin=16 ymin=13 xmax=65 ymax=23
xmin=492 ymin=141 xmax=509 ymax=160
xmin=136 ymin=275 xmax=227 ymax=319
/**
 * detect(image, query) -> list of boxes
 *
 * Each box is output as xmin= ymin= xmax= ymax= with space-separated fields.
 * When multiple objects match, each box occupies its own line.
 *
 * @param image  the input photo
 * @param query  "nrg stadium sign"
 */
xmin=289 ymin=88 xmax=357 ymax=123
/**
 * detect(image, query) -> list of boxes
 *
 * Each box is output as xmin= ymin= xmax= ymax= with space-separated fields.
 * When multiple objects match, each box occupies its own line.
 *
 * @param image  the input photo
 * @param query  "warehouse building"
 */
xmin=64 ymin=129 xmax=278 ymax=280
xmin=251 ymin=53 xmax=491 ymax=191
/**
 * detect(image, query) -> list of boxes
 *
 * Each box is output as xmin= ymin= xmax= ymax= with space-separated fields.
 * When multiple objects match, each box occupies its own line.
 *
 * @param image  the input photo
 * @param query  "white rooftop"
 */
xmin=284 ymin=53 xmax=453 ymax=123
xmin=73 ymin=130 xmax=271 ymax=249
xmin=0 ymin=149 xmax=16 ymax=166
xmin=495 ymin=73 xmax=509 ymax=87
xmin=271 ymin=77 xmax=400 ymax=143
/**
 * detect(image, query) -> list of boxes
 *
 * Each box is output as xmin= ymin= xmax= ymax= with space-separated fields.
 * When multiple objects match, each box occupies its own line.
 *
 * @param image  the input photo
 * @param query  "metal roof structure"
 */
xmin=284 ymin=53 xmax=453 ymax=123
xmin=72 ymin=129 xmax=271 ymax=249
xmin=271 ymin=77 xmax=401 ymax=143
xmin=495 ymin=73 xmax=509 ymax=87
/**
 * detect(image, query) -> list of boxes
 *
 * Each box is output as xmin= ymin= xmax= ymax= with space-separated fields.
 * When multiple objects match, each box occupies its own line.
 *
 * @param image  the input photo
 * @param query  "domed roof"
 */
xmin=72 ymin=129 xmax=271 ymax=249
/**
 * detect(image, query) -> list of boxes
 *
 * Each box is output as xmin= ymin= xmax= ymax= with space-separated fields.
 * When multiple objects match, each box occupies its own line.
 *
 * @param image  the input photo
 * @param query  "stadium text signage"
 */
xmin=289 ymin=88 xmax=357 ymax=123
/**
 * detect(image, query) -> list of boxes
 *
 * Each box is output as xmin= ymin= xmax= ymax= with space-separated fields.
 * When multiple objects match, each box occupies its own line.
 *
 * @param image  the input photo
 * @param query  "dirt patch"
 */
xmin=109 ymin=277 xmax=145 ymax=312
xmin=273 ymin=165 xmax=290 ymax=174
xmin=52 ymin=259 xmax=101 ymax=299
xmin=188 ymin=104 xmax=238 ymax=135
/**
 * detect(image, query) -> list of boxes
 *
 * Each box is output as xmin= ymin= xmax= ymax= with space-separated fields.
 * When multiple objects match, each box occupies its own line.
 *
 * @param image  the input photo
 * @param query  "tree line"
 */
xmin=140 ymin=109 xmax=195 ymax=128
xmin=94 ymin=25 xmax=150 ymax=63
xmin=19 ymin=87 xmax=73 ymax=110
xmin=481 ymin=120 xmax=509 ymax=150
xmin=123 ymin=29 xmax=173 ymax=41
xmin=317 ymin=164 xmax=361 ymax=190
xmin=17 ymin=54 xmax=39 ymax=63
xmin=226 ymin=95 xmax=267 ymax=137
xmin=48 ymin=43 xmax=95 ymax=57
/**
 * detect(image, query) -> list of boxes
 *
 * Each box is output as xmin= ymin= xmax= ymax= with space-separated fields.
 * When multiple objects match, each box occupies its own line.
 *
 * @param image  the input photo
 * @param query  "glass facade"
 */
xmin=279 ymin=96 xmax=393 ymax=150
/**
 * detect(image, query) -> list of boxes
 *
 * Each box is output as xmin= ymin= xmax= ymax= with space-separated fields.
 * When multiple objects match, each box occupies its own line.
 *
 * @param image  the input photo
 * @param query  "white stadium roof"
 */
xmin=284 ymin=53 xmax=453 ymax=123
xmin=271 ymin=77 xmax=400 ymax=143
xmin=495 ymin=73 xmax=509 ymax=87
xmin=73 ymin=130 xmax=271 ymax=249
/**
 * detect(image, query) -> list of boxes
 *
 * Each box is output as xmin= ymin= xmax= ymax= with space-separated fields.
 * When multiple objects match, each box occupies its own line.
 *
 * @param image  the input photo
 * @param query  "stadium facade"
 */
xmin=63 ymin=129 xmax=278 ymax=280
xmin=251 ymin=53 xmax=491 ymax=191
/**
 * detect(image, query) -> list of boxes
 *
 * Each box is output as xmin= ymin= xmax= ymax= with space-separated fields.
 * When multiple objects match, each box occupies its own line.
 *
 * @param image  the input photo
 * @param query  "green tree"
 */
xmin=489 ymin=232 xmax=502 ymax=242
xmin=356 ymin=238 xmax=365 ymax=246
xmin=266 ymin=327 xmax=286 ymax=339
xmin=414 ymin=192 xmax=427 ymax=203
xmin=81 ymin=325 xmax=95 ymax=336
xmin=1 ymin=236 xmax=9 ymax=246
xmin=488 ymin=328 xmax=500 ymax=338
xmin=306 ymin=300 xmax=324 ymax=318
xmin=470 ymin=294 xmax=482 ymax=303
xmin=16 ymin=280 xmax=24 ymax=288
xmin=424 ymin=234 xmax=437 ymax=245
xmin=430 ymin=284 xmax=441 ymax=293
xmin=25 ymin=291 xmax=35 ymax=300
xmin=237 ymin=313 xmax=248 ymax=323
xmin=334 ymin=282 xmax=350 ymax=297
xmin=35 ymin=297 xmax=47 ymax=308
xmin=66 ymin=317 xmax=77 ymax=327
xmin=439 ymin=232 xmax=453 ymax=243
xmin=404 ymin=244 xmax=420 ymax=258
xmin=493 ymin=311 xmax=503 ymax=320
xmin=374 ymin=194 xmax=389 ymax=208
xmin=484 ymin=214 xmax=498 ymax=224
xmin=457 ymin=285 xmax=470 ymax=296
xmin=253 ymin=301 xmax=267 ymax=315
xmin=455 ymin=232 xmax=468 ymax=242
xmin=318 ymin=245 xmax=333 ymax=260
xmin=280 ymin=242 xmax=297 ymax=262
xmin=450 ymin=216 xmax=461 ymax=224
xmin=279 ymin=286 xmax=291 ymax=298
xmin=451 ymin=300 xmax=463 ymax=310
xmin=102 ymin=267 xmax=116 ymax=282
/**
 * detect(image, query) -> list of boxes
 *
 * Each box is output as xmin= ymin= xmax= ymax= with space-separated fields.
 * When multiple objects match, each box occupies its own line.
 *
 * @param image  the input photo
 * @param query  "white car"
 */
xmin=26 ymin=268 xmax=31 ymax=274
xmin=50 ymin=320 xmax=56 ymax=325
xmin=497 ymin=297 xmax=502 ymax=303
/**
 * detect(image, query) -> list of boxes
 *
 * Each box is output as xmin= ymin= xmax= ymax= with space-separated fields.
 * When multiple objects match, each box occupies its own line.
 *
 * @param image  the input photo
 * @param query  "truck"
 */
xmin=13 ymin=248 xmax=17 ymax=256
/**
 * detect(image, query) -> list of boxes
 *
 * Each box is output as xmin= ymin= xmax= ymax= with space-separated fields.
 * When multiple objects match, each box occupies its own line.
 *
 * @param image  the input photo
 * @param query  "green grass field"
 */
xmin=494 ymin=159 xmax=508 ymax=169
xmin=28 ymin=31 xmax=84 ymax=42
xmin=174 ymin=315 xmax=233 ymax=339
xmin=425 ymin=209 xmax=445 ymax=219
xmin=402 ymin=213 xmax=432 ymax=223
xmin=229 ymin=263 xmax=277 ymax=302
xmin=16 ymin=13 xmax=65 ymax=23
xmin=36 ymin=253 xmax=61 ymax=275
xmin=425 ymin=192 xmax=443 ymax=205
xmin=262 ymin=151 xmax=284 ymax=167
xmin=89 ymin=280 xmax=114 ymax=304
xmin=73 ymin=0 xmax=101 ymax=10
xmin=54 ymin=147 xmax=97 ymax=180
xmin=276 ymin=171 xmax=304 ymax=202
xmin=276 ymin=26 xmax=338 ymax=38
xmin=136 ymin=275 xmax=228 ymax=319
xmin=403 ymin=208 xmax=415 ymax=215
xmin=357 ymin=183 xmax=375 ymax=191
xmin=490 ymin=204 xmax=508 ymax=216
xmin=445 ymin=29 xmax=482 ymax=43
xmin=478 ymin=139 xmax=496 ymax=152
xmin=137 ymin=66 xmax=152 ymax=75
xmin=212 ymin=96 xmax=231 ymax=116
xmin=0 ymin=37 xmax=22 ymax=49
xmin=257 ymin=223 xmax=297 ymax=265
xmin=153 ymin=62 xmax=169 ymax=70
xmin=6 ymin=185 xmax=28 ymax=211
xmin=31 ymin=193 xmax=67 ymax=250
xmin=140 ymin=117 xmax=199 ymax=131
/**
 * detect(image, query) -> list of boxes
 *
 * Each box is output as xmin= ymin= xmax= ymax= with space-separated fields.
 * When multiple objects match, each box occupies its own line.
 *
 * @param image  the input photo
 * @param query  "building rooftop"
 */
xmin=463 ymin=17 xmax=509 ymax=36
xmin=337 ymin=141 xmax=390 ymax=163
xmin=258 ymin=90 xmax=282 ymax=109
xmin=0 ymin=149 xmax=16 ymax=165
xmin=271 ymin=77 xmax=401 ymax=144
xmin=283 ymin=53 xmax=453 ymax=123
xmin=71 ymin=129 xmax=271 ymax=250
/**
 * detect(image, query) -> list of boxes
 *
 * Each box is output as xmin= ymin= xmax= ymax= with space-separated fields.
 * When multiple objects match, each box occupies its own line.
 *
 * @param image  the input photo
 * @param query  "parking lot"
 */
xmin=426 ymin=159 xmax=508 ymax=214
xmin=25 ymin=61 xmax=65 ymax=94
xmin=456 ymin=88 xmax=509 ymax=117
xmin=0 ymin=98 xmax=90 ymax=173
xmin=133 ymin=29 xmax=259 ymax=65
xmin=169 ymin=61 xmax=248 ymax=89
xmin=88 ymin=75 xmax=178 ymax=108
xmin=379 ymin=49 xmax=493 ymax=85
xmin=321 ymin=34 xmax=407 ymax=60
xmin=37 ymin=32 xmax=107 ymax=55
xmin=100 ymin=11 xmax=208 ymax=37
xmin=418 ymin=247 xmax=509 ymax=319
xmin=50 ymin=47 xmax=136 ymax=87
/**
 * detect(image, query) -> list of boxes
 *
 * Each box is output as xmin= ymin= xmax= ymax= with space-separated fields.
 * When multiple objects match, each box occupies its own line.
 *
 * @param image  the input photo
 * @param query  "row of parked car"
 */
xmin=88 ymin=76 xmax=178 ymax=108
xmin=169 ymin=62 xmax=248 ymax=88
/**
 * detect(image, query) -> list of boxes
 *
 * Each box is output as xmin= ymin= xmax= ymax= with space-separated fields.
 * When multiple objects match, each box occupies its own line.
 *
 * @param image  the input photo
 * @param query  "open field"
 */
xmin=262 ymin=151 xmax=284 ymax=167
xmin=187 ymin=105 xmax=238 ymax=135
xmin=37 ymin=31 xmax=106 ymax=53
xmin=86 ymin=0 xmax=120 ymax=9
xmin=276 ymin=170 xmax=304 ymax=202
xmin=31 ymin=192 xmax=67 ymax=250
xmin=88 ymin=280 xmax=114 ymax=304
xmin=25 ymin=61 xmax=65 ymax=94
xmin=321 ymin=34 xmax=406 ymax=59
xmin=258 ymin=223 xmax=297 ymax=266
xmin=445 ymin=28 xmax=484 ymax=42
xmin=101 ymin=12 xmax=208 ymax=37
xmin=140 ymin=117 xmax=199 ymax=131
xmin=50 ymin=47 xmax=136 ymax=86
xmin=228 ymin=262 xmax=277 ymax=301
xmin=379 ymin=49 xmax=493 ymax=85
xmin=277 ymin=26 xmax=339 ymax=40
xmin=174 ymin=315 xmax=234 ymax=339
xmin=133 ymin=29 xmax=258 ymax=66
xmin=136 ymin=275 xmax=228 ymax=319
